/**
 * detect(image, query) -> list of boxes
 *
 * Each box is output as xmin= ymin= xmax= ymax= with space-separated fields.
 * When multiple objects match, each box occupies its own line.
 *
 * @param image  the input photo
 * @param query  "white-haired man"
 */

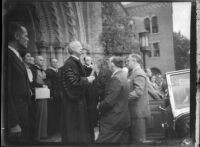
xmin=60 ymin=41 xmax=95 ymax=143
xmin=31 ymin=55 xmax=49 ymax=141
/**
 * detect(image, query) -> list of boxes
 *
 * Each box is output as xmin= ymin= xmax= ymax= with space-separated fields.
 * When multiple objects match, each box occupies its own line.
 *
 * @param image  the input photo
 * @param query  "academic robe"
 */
xmin=60 ymin=56 xmax=92 ymax=143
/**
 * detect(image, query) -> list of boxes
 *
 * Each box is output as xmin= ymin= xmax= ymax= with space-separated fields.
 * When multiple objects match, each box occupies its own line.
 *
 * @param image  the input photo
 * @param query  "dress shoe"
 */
xmin=40 ymin=136 xmax=50 ymax=140
xmin=140 ymin=139 xmax=154 ymax=144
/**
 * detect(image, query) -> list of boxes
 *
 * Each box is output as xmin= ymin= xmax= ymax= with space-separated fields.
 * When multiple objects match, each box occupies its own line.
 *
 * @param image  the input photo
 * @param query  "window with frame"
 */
xmin=147 ymin=45 xmax=152 ymax=57
xmin=144 ymin=18 xmax=150 ymax=33
xmin=152 ymin=16 xmax=158 ymax=33
xmin=152 ymin=42 xmax=160 ymax=57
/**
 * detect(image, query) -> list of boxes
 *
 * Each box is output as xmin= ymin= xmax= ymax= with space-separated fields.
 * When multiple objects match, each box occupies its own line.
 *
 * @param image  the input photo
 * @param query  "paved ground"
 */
xmin=37 ymin=128 xmax=194 ymax=147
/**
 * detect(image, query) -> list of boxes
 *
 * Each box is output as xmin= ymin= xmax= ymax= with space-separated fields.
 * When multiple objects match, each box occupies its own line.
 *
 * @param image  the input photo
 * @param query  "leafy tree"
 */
xmin=100 ymin=2 xmax=140 ymax=56
xmin=173 ymin=32 xmax=190 ymax=70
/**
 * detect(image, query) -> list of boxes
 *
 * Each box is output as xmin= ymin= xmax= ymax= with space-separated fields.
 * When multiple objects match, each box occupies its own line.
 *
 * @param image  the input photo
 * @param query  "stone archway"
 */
xmin=4 ymin=2 xmax=38 ymax=56
xmin=4 ymin=1 xmax=90 ymax=67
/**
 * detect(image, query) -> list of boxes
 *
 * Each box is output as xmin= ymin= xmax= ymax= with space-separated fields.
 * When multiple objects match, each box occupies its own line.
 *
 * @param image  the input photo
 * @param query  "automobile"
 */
xmin=146 ymin=69 xmax=190 ymax=140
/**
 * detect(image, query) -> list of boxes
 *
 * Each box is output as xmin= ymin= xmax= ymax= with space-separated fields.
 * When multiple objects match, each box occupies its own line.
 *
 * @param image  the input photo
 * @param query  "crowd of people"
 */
xmin=5 ymin=22 xmax=166 ymax=145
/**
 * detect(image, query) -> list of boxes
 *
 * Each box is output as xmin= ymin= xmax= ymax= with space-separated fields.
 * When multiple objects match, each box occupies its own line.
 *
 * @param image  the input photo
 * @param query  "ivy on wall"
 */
xmin=100 ymin=2 xmax=140 ymax=56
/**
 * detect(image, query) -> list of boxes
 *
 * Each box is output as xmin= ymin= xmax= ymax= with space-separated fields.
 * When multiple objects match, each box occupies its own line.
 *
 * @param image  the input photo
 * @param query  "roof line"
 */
xmin=118 ymin=2 xmax=129 ymax=16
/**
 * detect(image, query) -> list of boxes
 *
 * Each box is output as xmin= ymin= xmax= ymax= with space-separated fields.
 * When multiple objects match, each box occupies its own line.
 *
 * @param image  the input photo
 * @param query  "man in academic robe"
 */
xmin=60 ymin=41 xmax=95 ymax=143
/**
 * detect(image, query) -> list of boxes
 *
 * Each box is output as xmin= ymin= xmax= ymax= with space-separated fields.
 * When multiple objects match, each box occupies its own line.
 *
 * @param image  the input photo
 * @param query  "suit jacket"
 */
xmin=147 ymin=79 xmax=162 ymax=100
xmin=128 ymin=66 xmax=151 ymax=118
xmin=45 ymin=67 xmax=60 ymax=100
xmin=99 ymin=70 xmax=131 ymax=131
xmin=6 ymin=49 xmax=32 ymax=129
xmin=31 ymin=65 xmax=46 ymax=89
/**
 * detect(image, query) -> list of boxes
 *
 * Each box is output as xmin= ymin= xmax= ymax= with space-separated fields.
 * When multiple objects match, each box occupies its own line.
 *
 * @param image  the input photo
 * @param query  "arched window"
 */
xmin=151 ymin=67 xmax=162 ymax=75
xmin=144 ymin=18 xmax=150 ymax=33
xmin=152 ymin=16 xmax=158 ymax=33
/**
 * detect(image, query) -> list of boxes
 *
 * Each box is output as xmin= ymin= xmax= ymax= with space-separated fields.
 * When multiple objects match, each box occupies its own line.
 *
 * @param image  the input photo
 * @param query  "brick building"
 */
xmin=124 ymin=2 xmax=175 ymax=75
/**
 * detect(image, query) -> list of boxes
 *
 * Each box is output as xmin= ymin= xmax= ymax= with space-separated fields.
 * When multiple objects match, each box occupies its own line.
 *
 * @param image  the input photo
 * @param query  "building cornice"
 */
xmin=125 ymin=2 xmax=171 ymax=14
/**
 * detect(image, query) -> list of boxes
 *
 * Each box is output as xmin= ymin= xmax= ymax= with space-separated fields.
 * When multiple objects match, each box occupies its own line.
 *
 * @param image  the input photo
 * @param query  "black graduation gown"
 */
xmin=60 ymin=56 xmax=93 ymax=143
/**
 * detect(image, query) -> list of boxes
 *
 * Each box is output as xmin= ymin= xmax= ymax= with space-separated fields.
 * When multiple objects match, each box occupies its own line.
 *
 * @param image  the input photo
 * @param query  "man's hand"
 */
xmin=87 ymin=76 xmax=95 ymax=83
xmin=97 ymin=102 xmax=101 ymax=111
xmin=128 ymin=92 xmax=136 ymax=100
xmin=9 ymin=124 xmax=22 ymax=137
xmin=43 ymin=85 xmax=48 ymax=88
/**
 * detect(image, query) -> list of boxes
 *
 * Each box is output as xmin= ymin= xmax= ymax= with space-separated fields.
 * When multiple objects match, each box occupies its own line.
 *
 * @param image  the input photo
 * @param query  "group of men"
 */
xmin=5 ymin=22 xmax=153 ymax=144
xmin=5 ymin=22 xmax=62 ymax=144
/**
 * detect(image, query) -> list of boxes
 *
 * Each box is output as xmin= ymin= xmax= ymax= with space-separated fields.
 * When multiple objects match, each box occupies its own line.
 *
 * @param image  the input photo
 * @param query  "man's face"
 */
xmin=73 ymin=42 xmax=82 ymax=57
xmin=82 ymin=49 xmax=87 ymax=56
xmin=30 ymin=57 xmax=35 ymax=65
xmin=36 ymin=56 xmax=45 ymax=67
xmin=51 ymin=59 xmax=58 ymax=68
xmin=17 ymin=26 xmax=29 ymax=49
xmin=24 ymin=53 xmax=31 ymax=64
xmin=147 ymin=69 xmax=152 ymax=77
xmin=85 ymin=57 xmax=92 ymax=65
xmin=108 ymin=58 xmax=114 ymax=72
xmin=151 ymin=76 xmax=156 ymax=83
xmin=126 ymin=56 xmax=135 ymax=70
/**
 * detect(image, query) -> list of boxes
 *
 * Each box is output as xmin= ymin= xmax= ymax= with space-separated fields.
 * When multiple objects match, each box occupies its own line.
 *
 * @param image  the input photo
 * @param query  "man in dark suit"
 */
xmin=46 ymin=58 xmax=61 ymax=137
xmin=126 ymin=54 xmax=151 ymax=143
xmin=5 ymin=22 xmax=32 ymax=144
xmin=60 ymin=41 xmax=95 ymax=143
xmin=96 ymin=56 xmax=130 ymax=143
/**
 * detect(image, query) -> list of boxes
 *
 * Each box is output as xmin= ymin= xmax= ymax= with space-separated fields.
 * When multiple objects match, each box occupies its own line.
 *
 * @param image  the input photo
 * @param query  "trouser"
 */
xmin=47 ymin=99 xmax=61 ymax=136
xmin=129 ymin=118 xmax=146 ymax=142
xmin=96 ymin=127 xmax=129 ymax=143
xmin=7 ymin=126 xmax=30 ymax=145
xmin=6 ymin=104 xmax=31 ymax=144
xmin=35 ymin=99 xmax=48 ymax=140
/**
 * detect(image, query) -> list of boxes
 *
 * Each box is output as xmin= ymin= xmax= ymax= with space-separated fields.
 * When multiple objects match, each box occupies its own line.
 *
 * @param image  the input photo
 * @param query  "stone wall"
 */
xmin=4 ymin=1 xmax=103 ymax=67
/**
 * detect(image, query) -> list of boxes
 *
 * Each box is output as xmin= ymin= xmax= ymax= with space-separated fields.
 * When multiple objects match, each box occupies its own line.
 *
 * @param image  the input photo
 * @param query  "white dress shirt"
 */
xmin=25 ymin=64 xmax=33 ymax=82
xmin=8 ymin=45 xmax=22 ymax=61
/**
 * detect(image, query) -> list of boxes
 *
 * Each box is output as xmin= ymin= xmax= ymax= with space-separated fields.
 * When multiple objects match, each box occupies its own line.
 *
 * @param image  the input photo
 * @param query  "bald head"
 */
xmin=68 ymin=41 xmax=82 ymax=57
xmin=35 ymin=56 xmax=45 ymax=67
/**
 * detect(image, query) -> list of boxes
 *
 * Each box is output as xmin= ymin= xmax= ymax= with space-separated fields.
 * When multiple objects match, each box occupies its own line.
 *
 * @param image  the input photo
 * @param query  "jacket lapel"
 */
xmin=8 ymin=49 xmax=27 ymax=75
xmin=70 ymin=56 xmax=86 ymax=76
xmin=112 ymin=70 xmax=122 ymax=78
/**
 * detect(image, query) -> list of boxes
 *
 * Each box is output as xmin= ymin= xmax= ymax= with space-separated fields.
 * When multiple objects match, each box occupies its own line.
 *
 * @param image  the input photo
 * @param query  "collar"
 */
xmin=34 ymin=64 xmax=43 ymax=70
xmin=71 ymin=55 xmax=80 ymax=61
xmin=49 ymin=67 xmax=58 ymax=72
xmin=8 ymin=45 xmax=21 ymax=60
xmin=84 ymin=64 xmax=92 ymax=68
xmin=128 ymin=65 xmax=140 ymax=77
xmin=24 ymin=63 xmax=29 ymax=68
xmin=132 ymin=65 xmax=140 ymax=73
xmin=111 ymin=69 xmax=122 ymax=78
